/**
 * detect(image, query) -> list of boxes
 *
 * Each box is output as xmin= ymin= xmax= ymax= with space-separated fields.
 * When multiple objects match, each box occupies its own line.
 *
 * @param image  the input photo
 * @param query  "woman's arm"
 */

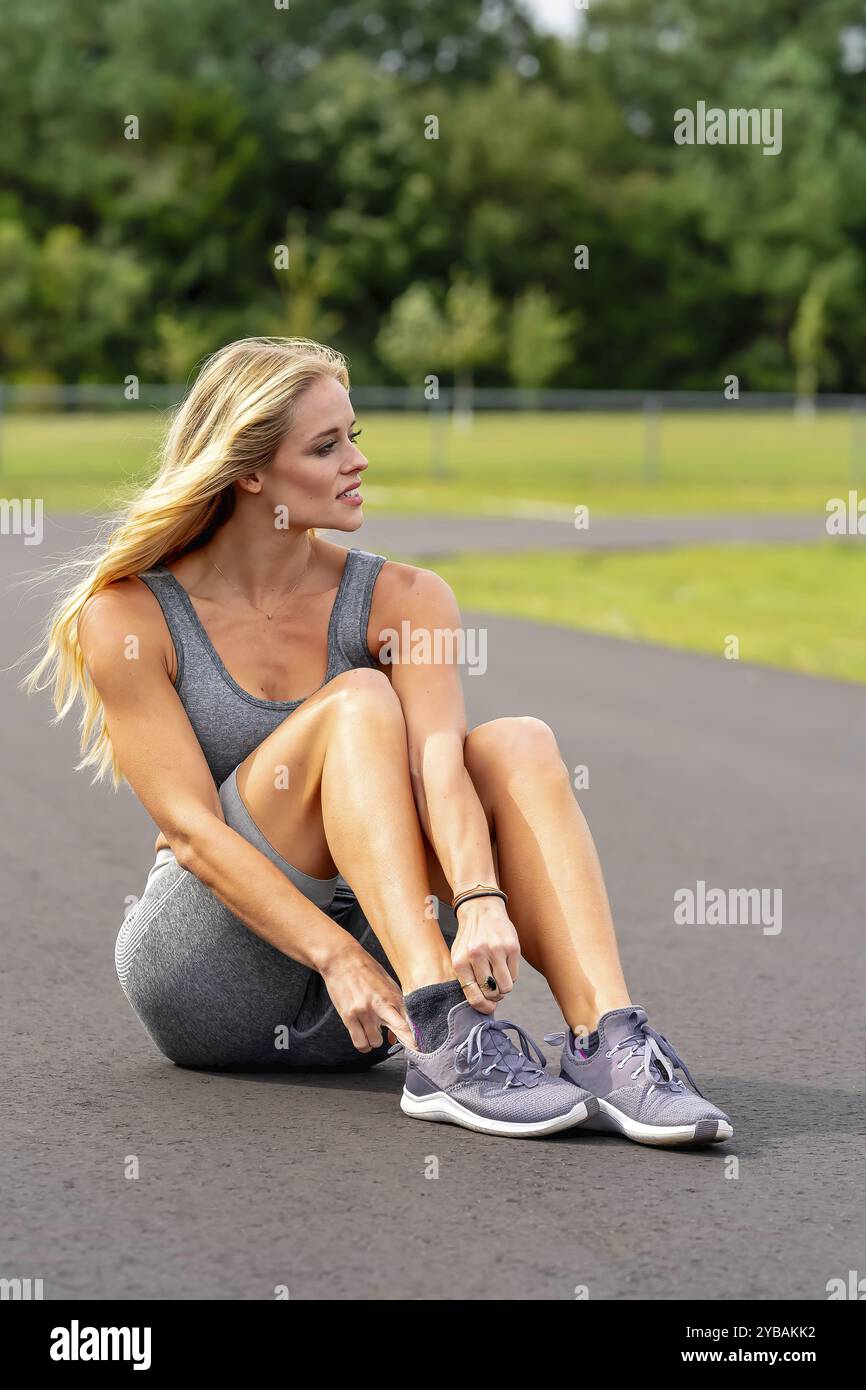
xmin=78 ymin=581 xmax=415 ymax=1050
xmin=373 ymin=564 xmax=521 ymax=999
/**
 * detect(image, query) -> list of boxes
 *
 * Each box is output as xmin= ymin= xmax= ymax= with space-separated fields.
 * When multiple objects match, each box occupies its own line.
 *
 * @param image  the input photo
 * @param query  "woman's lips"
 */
xmin=336 ymin=487 xmax=363 ymax=506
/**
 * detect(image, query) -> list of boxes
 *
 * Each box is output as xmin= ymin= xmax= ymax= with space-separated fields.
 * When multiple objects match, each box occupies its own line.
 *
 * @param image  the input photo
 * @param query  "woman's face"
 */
xmin=249 ymin=375 xmax=368 ymax=532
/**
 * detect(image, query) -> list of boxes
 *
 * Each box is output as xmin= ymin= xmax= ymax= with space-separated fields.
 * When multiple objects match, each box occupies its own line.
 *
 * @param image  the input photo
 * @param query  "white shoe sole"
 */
xmin=587 ymin=1098 xmax=734 ymax=1147
xmin=400 ymin=1087 xmax=600 ymax=1138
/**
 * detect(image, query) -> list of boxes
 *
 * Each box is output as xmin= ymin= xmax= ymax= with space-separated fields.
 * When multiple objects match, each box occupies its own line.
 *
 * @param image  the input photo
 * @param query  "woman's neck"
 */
xmin=193 ymin=519 xmax=318 ymax=606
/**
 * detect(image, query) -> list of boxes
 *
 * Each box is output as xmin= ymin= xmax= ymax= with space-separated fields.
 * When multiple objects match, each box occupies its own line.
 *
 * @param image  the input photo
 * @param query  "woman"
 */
xmin=26 ymin=337 xmax=732 ymax=1145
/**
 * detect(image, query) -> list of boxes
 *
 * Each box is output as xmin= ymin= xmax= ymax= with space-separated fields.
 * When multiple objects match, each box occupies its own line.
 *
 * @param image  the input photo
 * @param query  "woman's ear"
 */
xmin=236 ymin=472 xmax=264 ymax=495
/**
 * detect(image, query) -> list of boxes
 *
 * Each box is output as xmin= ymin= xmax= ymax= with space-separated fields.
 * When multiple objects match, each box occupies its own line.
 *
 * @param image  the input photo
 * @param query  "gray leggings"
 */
xmin=115 ymin=766 xmax=458 ymax=1070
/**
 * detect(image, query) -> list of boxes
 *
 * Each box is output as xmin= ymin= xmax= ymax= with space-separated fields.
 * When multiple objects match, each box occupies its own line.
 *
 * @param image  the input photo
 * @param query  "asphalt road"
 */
xmin=322 ymin=511 xmax=849 ymax=555
xmin=1 ymin=520 xmax=864 ymax=1301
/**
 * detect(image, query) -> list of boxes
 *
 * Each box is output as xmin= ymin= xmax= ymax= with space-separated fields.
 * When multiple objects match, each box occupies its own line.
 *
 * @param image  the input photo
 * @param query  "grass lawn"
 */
xmin=393 ymin=543 xmax=866 ymax=684
xmin=5 ymin=411 xmax=859 ymax=680
xmin=1 ymin=408 xmax=860 ymax=515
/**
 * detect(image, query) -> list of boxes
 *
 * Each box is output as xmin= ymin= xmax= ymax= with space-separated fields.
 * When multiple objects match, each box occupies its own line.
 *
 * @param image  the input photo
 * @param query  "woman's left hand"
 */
xmin=450 ymin=897 xmax=521 ymax=1015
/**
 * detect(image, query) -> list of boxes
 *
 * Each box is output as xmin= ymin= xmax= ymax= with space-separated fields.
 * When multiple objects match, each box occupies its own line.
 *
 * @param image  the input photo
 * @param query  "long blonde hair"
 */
xmin=21 ymin=335 xmax=350 ymax=786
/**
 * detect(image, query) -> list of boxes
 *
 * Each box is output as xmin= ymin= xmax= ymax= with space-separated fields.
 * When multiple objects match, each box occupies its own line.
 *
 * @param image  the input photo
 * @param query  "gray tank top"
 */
xmin=138 ymin=547 xmax=388 ymax=789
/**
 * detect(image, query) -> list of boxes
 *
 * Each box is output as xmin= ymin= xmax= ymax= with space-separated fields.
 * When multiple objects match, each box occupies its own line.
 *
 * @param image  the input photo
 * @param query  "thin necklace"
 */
xmin=209 ymin=544 xmax=313 ymax=621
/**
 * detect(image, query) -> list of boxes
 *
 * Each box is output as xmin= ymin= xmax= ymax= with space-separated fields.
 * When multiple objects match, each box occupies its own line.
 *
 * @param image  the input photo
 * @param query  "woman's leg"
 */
xmin=235 ymin=667 xmax=455 ymax=995
xmin=355 ymin=710 xmax=729 ymax=1145
xmin=116 ymin=671 xmax=460 ymax=1073
xmin=447 ymin=716 xmax=631 ymax=1036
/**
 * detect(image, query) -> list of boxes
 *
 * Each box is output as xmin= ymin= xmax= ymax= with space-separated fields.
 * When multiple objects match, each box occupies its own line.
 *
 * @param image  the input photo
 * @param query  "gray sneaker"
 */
xmin=395 ymin=1000 xmax=600 ymax=1138
xmin=545 ymin=1005 xmax=733 ymax=1147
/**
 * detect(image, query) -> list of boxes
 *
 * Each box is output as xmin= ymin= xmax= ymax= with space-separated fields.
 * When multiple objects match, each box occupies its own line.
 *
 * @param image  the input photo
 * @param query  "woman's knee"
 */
xmin=465 ymin=715 xmax=566 ymax=783
xmin=258 ymin=668 xmax=404 ymax=769
xmin=325 ymin=667 xmax=405 ymax=725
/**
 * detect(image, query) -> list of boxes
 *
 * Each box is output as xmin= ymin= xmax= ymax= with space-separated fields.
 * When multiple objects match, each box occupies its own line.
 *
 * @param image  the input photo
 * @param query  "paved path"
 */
xmin=11 ymin=507 xmax=854 ymax=561
xmin=323 ymin=512 xmax=851 ymax=555
xmin=1 ymin=523 xmax=864 ymax=1300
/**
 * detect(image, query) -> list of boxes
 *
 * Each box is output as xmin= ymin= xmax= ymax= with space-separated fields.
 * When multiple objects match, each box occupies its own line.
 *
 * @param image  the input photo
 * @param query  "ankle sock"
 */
xmin=404 ymin=979 xmax=466 ymax=1052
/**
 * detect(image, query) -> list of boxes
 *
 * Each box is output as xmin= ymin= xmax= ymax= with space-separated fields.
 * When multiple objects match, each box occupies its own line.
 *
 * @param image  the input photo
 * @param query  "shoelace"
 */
xmin=544 ymin=1022 xmax=705 ymax=1099
xmin=390 ymin=1018 xmax=549 ymax=1090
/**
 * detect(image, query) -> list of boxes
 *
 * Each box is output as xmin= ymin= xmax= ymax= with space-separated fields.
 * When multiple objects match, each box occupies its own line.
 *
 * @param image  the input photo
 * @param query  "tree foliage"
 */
xmin=0 ymin=0 xmax=863 ymax=390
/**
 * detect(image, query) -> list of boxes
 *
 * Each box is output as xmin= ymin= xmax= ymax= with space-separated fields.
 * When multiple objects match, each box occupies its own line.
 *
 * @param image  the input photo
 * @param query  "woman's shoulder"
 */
xmin=315 ymin=537 xmax=459 ymax=617
xmin=368 ymin=553 xmax=459 ymax=622
xmin=78 ymin=573 xmax=170 ymax=656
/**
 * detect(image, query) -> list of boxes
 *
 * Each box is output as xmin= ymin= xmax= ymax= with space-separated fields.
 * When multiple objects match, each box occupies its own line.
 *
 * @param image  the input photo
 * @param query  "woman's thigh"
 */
xmin=115 ymin=670 xmax=473 ymax=1068
xmin=118 ymin=858 xmax=323 ymax=1069
xmin=233 ymin=669 xmax=392 ymax=880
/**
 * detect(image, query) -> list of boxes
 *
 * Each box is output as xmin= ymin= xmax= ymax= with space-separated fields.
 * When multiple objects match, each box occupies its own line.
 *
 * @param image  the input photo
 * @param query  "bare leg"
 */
xmin=454 ymin=717 xmax=631 ymax=1035
xmin=236 ymin=668 xmax=455 ymax=994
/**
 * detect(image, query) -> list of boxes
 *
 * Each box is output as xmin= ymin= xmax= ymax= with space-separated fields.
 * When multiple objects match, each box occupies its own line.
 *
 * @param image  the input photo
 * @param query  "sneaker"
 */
xmin=393 ymin=999 xmax=600 ymax=1138
xmin=545 ymin=1005 xmax=733 ymax=1147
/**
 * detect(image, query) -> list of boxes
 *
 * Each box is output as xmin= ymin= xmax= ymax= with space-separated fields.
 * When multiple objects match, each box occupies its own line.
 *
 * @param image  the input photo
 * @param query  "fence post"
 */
xmin=849 ymin=397 xmax=866 ymax=488
xmin=642 ymin=392 xmax=662 ymax=483
xmin=429 ymin=398 xmax=449 ymax=481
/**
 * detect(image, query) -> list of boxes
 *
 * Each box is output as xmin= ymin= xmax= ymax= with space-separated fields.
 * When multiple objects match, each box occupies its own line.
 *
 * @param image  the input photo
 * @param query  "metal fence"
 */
xmin=2 ymin=382 xmax=865 ymax=485
xmin=1 ymin=382 xmax=864 ymax=412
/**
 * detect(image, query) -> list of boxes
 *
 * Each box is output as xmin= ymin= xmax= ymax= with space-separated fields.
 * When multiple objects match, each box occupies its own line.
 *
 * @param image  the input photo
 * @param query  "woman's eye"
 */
xmin=317 ymin=427 xmax=362 ymax=457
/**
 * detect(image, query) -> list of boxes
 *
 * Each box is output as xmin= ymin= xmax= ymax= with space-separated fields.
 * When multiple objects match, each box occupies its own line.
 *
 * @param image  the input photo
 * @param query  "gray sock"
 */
xmin=404 ymin=979 xmax=466 ymax=1052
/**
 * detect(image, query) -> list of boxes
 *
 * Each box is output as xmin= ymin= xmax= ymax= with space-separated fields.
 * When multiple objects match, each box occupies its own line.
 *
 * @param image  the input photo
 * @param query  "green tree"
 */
xmin=139 ymin=312 xmax=215 ymax=386
xmin=377 ymin=283 xmax=451 ymax=478
xmin=508 ymin=287 xmax=578 ymax=393
xmin=3 ymin=0 xmax=866 ymax=391
xmin=579 ymin=0 xmax=866 ymax=389
xmin=790 ymin=254 xmax=859 ymax=408
xmin=267 ymin=224 xmax=343 ymax=343
xmin=442 ymin=276 xmax=501 ymax=421
xmin=376 ymin=283 xmax=447 ymax=389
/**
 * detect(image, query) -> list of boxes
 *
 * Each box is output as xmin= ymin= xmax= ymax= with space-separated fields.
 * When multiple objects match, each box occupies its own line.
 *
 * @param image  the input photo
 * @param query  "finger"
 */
xmin=506 ymin=948 xmax=521 ymax=986
xmin=459 ymin=975 xmax=495 ymax=1015
xmin=346 ymin=1014 xmax=373 ymax=1053
xmin=360 ymin=1011 xmax=386 ymax=1051
xmin=380 ymin=989 xmax=414 ymax=1033
xmin=491 ymin=952 xmax=514 ymax=996
xmin=453 ymin=948 xmax=496 ymax=1014
xmin=379 ymin=1002 xmax=417 ymax=1051
xmin=472 ymin=955 xmax=500 ymax=1000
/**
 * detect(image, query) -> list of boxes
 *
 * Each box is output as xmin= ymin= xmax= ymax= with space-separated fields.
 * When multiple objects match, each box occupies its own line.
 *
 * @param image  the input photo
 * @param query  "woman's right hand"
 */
xmin=320 ymin=942 xmax=417 ymax=1053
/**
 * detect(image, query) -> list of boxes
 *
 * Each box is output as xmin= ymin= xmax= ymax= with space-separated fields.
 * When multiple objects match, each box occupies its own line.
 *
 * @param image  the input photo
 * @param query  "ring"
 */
xmin=458 ymin=979 xmax=474 ymax=990
xmin=484 ymin=975 xmax=497 ymax=992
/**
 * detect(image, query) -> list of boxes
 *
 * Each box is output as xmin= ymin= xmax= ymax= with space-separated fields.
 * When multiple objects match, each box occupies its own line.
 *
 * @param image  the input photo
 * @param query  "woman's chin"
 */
xmin=321 ymin=504 xmax=365 ymax=532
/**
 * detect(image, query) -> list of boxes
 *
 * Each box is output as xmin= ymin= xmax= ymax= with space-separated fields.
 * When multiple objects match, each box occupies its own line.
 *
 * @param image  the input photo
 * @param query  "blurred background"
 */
xmin=1 ymin=0 xmax=864 ymax=679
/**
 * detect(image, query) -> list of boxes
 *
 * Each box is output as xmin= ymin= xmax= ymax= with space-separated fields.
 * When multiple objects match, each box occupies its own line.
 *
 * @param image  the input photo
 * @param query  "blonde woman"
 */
xmin=25 ymin=337 xmax=732 ymax=1145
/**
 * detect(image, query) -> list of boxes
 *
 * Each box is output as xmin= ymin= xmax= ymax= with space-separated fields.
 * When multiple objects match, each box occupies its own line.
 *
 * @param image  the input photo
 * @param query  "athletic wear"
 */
xmin=404 ymin=978 xmax=466 ymax=1051
xmin=116 ymin=548 xmax=460 ymax=1069
xmin=545 ymin=1005 xmax=733 ymax=1146
xmin=137 ymin=550 xmax=387 ymax=789
xmin=397 ymin=999 xmax=600 ymax=1138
